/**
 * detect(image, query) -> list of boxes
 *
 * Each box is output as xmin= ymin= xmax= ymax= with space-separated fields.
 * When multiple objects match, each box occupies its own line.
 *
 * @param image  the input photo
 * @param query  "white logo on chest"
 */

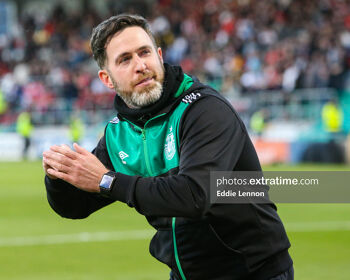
xmin=164 ymin=126 xmax=176 ymax=160
xmin=119 ymin=151 xmax=129 ymax=164
xmin=182 ymin=92 xmax=201 ymax=104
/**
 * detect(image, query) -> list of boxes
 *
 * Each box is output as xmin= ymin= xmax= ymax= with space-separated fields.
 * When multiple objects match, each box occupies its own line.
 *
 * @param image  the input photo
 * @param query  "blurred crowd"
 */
xmin=155 ymin=0 xmax=350 ymax=94
xmin=1 ymin=0 xmax=350 ymax=125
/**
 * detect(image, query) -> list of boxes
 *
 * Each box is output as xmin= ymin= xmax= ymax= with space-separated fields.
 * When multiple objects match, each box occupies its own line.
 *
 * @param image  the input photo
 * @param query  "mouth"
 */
xmin=135 ymin=76 xmax=154 ymax=87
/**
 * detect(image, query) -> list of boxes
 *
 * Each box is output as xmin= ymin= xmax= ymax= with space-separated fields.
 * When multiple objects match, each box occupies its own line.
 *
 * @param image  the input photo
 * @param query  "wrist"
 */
xmin=99 ymin=171 xmax=117 ymax=197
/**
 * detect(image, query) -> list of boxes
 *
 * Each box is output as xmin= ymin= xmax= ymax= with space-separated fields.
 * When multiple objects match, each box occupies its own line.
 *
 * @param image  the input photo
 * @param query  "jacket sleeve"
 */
xmin=110 ymin=96 xmax=261 ymax=218
xmin=45 ymin=136 xmax=116 ymax=219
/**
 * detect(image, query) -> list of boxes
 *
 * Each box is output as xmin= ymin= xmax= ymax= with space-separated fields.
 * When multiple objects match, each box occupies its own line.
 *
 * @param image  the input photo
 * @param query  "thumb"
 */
xmin=73 ymin=143 xmax=88 ymax=155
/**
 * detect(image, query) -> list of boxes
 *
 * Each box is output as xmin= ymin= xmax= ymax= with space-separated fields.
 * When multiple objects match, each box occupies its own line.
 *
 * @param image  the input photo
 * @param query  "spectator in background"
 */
xmin=16 ymin=111 xmax=33 ymax=160
xmin=303 ymin=99 xmax=345 ymax=163
xmin=250 ymin=109 xmax=267 ymax=138
xmin=62 ymin=70 xmax=79 ymax=111
xmin=0 ymin=89 xmax=7 ymax=116
xmin=69 ymin=113 xmax=84 ymax=144
xmin=322 ymin=99 xmax=344 ymax=137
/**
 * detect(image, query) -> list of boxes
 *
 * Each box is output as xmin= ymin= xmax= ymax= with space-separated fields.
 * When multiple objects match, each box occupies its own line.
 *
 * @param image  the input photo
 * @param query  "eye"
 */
xmin=119 ymin=56 xmax=131 ymax=64
xmin=140 ymin=49 xmax=151 ymax=56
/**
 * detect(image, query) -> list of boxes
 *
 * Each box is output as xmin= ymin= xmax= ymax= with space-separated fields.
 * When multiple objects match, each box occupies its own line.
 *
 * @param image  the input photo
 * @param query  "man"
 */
xmin=43 ymin=14 xmax=293 ymax=280
xmin=69 ymin=113 xmax=84 ymax=144
xmin=16 ymin=110 xmax=33 ymax=160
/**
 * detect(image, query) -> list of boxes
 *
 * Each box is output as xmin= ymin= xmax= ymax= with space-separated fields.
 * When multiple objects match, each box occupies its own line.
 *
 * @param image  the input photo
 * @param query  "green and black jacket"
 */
xmin=45 ymin=64 xmax=292 ymax=280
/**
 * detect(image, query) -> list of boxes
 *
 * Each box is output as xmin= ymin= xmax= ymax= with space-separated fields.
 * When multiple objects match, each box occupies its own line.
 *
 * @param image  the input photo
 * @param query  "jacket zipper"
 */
xmin=141 ymin=113 xmax=166 ymax=177
xmin=141 ymin=129 xmax=153 ymax=176
xmin=172 ymin=217 xmax=187 ymax=280
xmin=133 ymin=116 xmax=186 ymax=277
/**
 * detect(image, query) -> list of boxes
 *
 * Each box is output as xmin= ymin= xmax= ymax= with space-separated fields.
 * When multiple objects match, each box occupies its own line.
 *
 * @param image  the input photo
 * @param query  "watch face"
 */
xmin=100 ymin=174 xmax=114 ymax=190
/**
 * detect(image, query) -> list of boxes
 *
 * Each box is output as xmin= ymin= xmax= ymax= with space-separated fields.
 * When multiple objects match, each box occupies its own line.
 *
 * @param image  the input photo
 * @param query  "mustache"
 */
xmin=133 ymin=73 xmax=156 ymax=86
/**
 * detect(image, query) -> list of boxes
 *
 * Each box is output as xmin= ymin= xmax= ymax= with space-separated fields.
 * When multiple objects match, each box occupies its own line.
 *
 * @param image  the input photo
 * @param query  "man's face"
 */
xmin=99 ymin=26 xmax=165 ymax=108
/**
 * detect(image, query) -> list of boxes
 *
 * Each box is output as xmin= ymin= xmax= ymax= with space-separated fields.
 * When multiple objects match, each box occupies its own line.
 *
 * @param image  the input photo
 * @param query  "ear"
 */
xmin=157 ymin=47 xmax=163 ymax=64
xmin=98 ymin=70 xmax=115 ymax=89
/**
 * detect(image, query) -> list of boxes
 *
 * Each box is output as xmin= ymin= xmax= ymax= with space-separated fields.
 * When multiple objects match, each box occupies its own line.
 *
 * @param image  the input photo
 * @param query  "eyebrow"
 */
xmin=115 ymin=45 xmax=153 ymax=64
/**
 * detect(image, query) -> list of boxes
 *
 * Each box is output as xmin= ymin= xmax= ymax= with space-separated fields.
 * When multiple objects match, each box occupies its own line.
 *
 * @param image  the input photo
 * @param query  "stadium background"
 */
xmin=0 ymin=0 xmax=349 ymax=279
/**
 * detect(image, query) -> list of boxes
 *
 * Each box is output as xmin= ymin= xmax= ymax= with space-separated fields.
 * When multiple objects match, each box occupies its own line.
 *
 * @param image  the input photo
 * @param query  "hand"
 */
xmin=42 ymin=143 xmax=109 ymax=193
xmin=42 ymin=155 xmax=58 ymax=180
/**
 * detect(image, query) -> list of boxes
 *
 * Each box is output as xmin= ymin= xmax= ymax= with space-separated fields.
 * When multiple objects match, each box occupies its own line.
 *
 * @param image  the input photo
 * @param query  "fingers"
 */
xmin=42 ymin=157 xmax=58 ymax=179
xmin=43 ymin=156 xmax=71 ymax=174
xmin=47 ymin=168 xmax=71 ymax=182
xmin=43 ymin=144 xmax=76 ymax=174
xmin=73 ymin=143 xmax=89 ymax=155
xmin=43 ymin=143 xmax=104 ymax=192
xmin=50 ymin=144 xmax=79 ymax=160
xmin=43 ymin=149 xmax=71 ymax=165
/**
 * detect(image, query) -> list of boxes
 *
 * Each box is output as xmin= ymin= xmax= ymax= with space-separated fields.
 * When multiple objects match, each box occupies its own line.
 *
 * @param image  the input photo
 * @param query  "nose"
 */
xmin=134 ymin=54 xmax=147 ymax=73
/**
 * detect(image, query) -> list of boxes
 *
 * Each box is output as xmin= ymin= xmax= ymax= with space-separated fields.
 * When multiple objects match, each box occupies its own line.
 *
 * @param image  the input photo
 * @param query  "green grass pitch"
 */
xmin=0 ymin=161 xmax=349 ymax=280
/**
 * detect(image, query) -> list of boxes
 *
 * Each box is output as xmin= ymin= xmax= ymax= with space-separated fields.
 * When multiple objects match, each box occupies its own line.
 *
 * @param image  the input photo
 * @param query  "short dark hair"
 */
xmin=90 ymin=14 xmax=157 ymax=69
